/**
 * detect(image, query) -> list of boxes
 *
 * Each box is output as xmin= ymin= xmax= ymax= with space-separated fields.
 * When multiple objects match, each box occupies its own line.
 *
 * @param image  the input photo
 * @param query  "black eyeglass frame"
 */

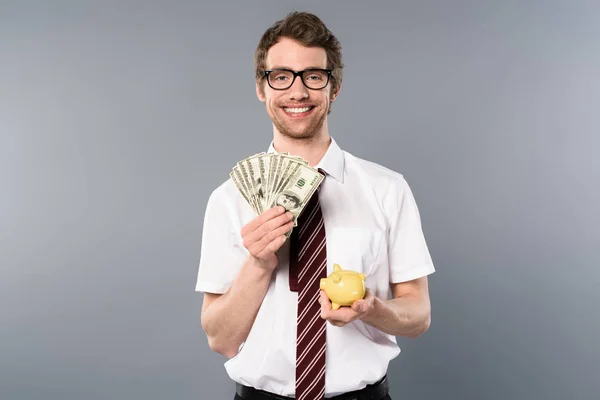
xmin=263 ymin=68 xmax=333 ymax=90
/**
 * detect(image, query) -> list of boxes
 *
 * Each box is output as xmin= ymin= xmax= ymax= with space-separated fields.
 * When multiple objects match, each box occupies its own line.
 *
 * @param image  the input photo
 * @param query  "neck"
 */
xmin=272 ymin=131 xmax=331 ymax=167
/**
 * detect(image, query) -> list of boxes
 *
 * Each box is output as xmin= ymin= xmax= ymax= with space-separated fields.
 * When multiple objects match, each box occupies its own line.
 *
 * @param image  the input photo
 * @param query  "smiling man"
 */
xmin=256 ymin=38 xmax=334 ymax=140
xmin=196 ymin=11 xmax=435 ymax=400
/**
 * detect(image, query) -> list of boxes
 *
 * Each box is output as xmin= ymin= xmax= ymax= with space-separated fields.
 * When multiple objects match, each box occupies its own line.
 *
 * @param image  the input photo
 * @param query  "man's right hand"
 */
xmin=241 ymin=206 xmax=295 ymax=271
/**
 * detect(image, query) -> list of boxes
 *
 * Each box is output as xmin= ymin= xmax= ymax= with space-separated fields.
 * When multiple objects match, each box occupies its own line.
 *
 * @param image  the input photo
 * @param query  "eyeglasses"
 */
xmin=263 ymin=68 xmax=332 ymax=90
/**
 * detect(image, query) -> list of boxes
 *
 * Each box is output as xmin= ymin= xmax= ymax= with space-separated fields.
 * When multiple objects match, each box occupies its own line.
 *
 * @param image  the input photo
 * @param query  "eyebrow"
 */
xmin=268 ymin=65 xmax=327 ymax=70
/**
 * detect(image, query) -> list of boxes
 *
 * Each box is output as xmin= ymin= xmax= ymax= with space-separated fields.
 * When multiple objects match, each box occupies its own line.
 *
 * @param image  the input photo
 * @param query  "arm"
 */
xmin=359 ymin=174 xmax=434 ymax=337
xmin=319 ymin=276 xmax=431 ymax=338
xmin=201 ymin=256 xmax=274 ymax=358
xmin=360 ymin=276 xmax=431 ymax=337
xmin=200 ymin=206 xmax=294 ymax=358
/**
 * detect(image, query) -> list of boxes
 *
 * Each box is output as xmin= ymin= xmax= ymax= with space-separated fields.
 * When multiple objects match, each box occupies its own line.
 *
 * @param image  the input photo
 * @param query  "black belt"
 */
xmin=235 ymin=375 xmax=388 ymax=400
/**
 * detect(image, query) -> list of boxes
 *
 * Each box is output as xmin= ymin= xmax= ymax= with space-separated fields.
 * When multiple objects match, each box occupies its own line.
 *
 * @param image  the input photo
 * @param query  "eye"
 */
xmin=269 ymin=71 xmax=292 ymax=81
xmin=305 ymin=70 xmax=327 ymax=81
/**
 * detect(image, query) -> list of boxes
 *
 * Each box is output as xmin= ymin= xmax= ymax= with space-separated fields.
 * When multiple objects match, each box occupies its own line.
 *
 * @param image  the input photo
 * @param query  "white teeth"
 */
xmin=284 ymin=107 xmax=312 ymax=113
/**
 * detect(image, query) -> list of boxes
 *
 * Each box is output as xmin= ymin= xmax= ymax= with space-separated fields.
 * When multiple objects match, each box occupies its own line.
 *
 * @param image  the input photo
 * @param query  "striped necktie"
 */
xmin=289 ymin=174 xmax=327 ymax=400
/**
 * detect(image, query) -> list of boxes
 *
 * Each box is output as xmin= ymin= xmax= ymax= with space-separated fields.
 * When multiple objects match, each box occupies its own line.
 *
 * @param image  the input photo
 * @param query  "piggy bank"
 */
xmin=319 ymin=264 xmax=366 ymax=310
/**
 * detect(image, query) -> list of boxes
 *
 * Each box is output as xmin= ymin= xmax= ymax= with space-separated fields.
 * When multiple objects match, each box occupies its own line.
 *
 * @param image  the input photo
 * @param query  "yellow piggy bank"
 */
xmin=319 ymin=264 xmax=366 ymax=310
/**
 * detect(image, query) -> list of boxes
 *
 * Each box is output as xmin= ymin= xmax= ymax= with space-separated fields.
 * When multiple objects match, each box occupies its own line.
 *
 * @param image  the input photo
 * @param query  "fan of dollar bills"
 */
xmin=230 ymin=152 xmax=324 ymax=236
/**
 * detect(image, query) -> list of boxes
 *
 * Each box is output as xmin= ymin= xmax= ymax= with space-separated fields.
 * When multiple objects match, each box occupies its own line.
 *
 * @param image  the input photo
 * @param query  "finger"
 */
xmin=320 ymin=292 xmax=332 ymax=313
xmin=242 ymin=208 xmax=286 ymax=244
xmin=254 ymin=218 xmax=295 ymax=257
xmin=244 ymin=211 xmax=294 ymax=247
xmin=320 ymin=306 xmax=331 ymax=320
xmin=256 ymin=211 xmax=294 ymax=240
xmin=319 ymin=291 xmax=329 ymax=305
xmin=256 ymin=232 xmax=289 ymax=258
xmin=241 ymin=206 xmax=286 ymax=236
xmin=244 ymin=213 xmax=293 ymax=252
xmin=327 ymin=306 xmax=359 ymax=325
xmin=341 ymin=309 xmax=356 ymax=322
xmin=251 ymin=220 xmax=294 ymax=256
xmin=351 ymin=300 xmax=367 ymax=313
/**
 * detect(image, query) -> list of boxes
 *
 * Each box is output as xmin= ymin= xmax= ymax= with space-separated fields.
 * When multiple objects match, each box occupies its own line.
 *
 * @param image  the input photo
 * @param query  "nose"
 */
xmin=287 ymin=75 xmax=309 ymax=100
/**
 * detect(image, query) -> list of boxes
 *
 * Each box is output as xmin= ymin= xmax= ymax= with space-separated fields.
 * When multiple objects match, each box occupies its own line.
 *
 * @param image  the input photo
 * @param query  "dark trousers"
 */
xmin=234 ymin=395 xmax=391 ymax=400
xmin=233 ymin=374 xmax=390 ymax=399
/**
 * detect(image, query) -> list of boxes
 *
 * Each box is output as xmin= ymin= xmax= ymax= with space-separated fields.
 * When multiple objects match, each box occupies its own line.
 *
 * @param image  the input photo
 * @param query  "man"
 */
xmin=196 ymin=11 xmax=435 ymax=400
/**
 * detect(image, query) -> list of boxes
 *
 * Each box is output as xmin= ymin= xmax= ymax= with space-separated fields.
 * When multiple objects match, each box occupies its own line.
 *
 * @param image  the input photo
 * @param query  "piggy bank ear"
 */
xmin=332 ymin=273 xmax=342 ymax=283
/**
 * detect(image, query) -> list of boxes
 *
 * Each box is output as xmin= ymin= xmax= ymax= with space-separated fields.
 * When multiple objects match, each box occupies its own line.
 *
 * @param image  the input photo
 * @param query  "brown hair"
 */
xmin=254 ymin=11 xmax=344 ymax=97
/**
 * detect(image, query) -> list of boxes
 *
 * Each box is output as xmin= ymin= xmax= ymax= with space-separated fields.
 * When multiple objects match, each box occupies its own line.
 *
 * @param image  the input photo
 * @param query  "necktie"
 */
xmin=289 ymin=175 xmax=327 ymax=400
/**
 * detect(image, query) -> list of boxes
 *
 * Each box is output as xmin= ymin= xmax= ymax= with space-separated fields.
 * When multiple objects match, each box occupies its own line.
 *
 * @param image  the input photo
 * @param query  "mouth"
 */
xmin=282 ymin=105 xmax=315 ymax=117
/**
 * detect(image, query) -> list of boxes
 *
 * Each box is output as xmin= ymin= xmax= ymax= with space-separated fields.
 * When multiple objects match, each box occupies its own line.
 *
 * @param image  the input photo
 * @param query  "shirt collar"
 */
xmin=266 ymin=137 xmax=345 ymax=183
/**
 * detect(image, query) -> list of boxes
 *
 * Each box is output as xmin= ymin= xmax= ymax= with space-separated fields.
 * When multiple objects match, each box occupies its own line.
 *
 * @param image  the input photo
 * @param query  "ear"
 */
xmin=332 ymin=273 xmax=341 ymax=283
xmin=256 ymin=80 xmax=266 ymax=103
xmin=330 ymin=80 xmax=342 ymax=102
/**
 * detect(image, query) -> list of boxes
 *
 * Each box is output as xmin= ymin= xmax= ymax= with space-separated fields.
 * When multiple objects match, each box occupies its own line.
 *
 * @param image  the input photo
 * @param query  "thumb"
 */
xmin=351 ymin=300 xmax=364 ymax=312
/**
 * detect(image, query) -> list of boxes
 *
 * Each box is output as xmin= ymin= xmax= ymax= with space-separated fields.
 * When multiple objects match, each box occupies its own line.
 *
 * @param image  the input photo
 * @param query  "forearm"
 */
xmin=361 ymin=294 xmax=431 ymax=338
xmin=201 ymin=256 xmax=273 ymax=357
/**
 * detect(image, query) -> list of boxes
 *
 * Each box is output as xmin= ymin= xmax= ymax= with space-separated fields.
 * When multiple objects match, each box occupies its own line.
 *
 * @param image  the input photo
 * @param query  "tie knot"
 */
xmin=316 ymin=168 xmax=326 ymax=192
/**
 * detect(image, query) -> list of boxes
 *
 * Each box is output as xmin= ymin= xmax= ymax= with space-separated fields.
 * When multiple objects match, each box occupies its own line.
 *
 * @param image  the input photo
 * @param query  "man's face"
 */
xmin=256 ymin=37 xmax=339 ymax=140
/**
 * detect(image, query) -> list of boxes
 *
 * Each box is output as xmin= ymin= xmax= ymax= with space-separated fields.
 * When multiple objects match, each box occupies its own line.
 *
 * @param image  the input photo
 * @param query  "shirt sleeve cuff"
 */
xmin=390 ymin=263 xmax=435 ymax=283
xmin=195 ymin=282 xmax=231 ymax=294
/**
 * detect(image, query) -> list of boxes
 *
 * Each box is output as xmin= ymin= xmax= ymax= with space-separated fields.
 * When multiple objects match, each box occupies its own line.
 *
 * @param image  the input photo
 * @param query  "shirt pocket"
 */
xmin=326 ymin=226 xmax=382 ymax=277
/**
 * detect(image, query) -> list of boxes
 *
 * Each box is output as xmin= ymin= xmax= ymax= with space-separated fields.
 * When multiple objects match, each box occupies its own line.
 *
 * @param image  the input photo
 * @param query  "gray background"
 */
xmin=1 ymin=1 xmax=598 ymax=399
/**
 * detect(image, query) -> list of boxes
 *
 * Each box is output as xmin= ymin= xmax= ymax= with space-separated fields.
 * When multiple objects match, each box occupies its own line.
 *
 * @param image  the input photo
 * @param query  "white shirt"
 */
xmin=195 ymin=137 xmax=435 ymax=397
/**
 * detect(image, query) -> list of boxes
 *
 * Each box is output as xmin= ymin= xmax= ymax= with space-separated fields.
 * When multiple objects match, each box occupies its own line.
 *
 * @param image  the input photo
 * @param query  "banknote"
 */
xmin=231 ymin=152 xmax=323 ymax=237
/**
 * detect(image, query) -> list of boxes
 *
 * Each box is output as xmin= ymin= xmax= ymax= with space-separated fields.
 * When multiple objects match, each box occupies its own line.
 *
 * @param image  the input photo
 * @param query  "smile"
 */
xmin=283 ymin=106 xmax=315 ymax=115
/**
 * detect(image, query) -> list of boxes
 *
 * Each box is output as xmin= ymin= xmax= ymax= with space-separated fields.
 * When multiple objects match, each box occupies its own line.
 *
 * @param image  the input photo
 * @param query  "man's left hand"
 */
xmin=319 ymin=289 xmax=375 ymax=327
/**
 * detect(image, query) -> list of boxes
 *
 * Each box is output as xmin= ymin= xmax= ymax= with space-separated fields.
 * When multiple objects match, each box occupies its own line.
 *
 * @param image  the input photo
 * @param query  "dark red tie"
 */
xmin=289 ymin=174 xmax=327 ymax=400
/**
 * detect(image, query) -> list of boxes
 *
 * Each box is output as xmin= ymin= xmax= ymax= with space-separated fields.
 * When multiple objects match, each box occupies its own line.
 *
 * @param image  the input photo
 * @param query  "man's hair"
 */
xmin=254 ymin=11 xmax=344 ymax=96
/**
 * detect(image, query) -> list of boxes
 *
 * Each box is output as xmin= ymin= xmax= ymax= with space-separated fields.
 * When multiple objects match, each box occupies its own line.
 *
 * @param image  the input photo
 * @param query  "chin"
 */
xmin=274 ymin=117 xmax=326 ymax=140
xmin=278 ymin=129 xmax=314 ymax=140
xmin=278 ymin=122 xmax=323 ymax=139
xmin=288 ymin=131 xmax=318 ymax=139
